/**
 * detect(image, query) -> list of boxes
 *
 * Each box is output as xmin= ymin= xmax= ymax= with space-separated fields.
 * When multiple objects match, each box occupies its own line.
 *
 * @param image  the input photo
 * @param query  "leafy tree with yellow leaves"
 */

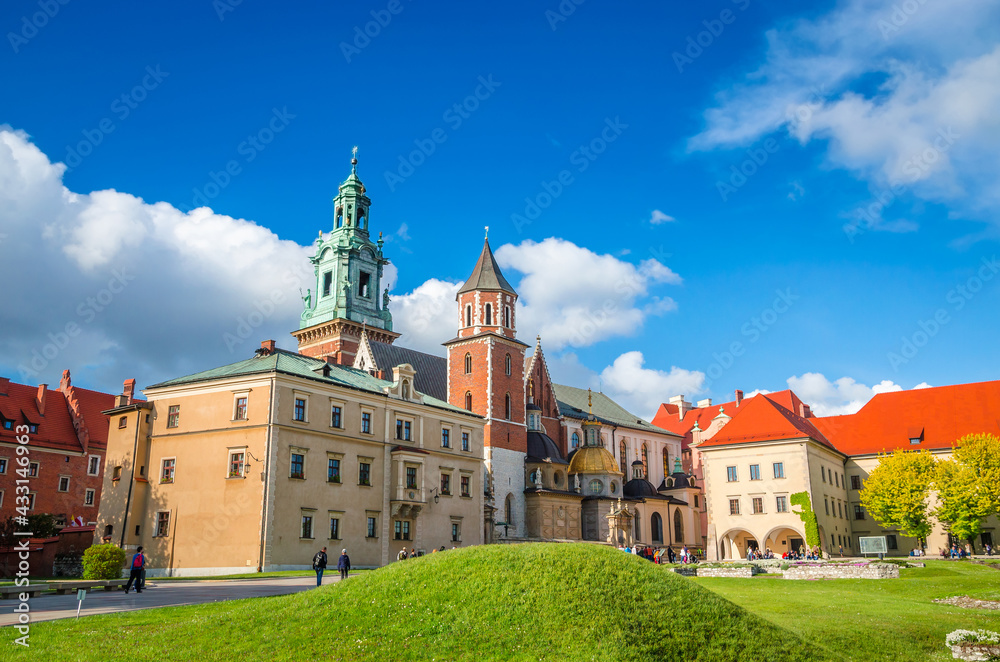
xmin=859 ymin=448 xmax=936 ymax=541
xmin=932 ymin=433 xmax=1000 ymax=551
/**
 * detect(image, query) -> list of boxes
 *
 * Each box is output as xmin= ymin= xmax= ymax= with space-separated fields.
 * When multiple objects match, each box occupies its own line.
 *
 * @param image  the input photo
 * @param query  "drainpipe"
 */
xmin=119 ymin=407 xmax=142 ymax=549
xmin=257 ymin=376 xmax=277 ymax=572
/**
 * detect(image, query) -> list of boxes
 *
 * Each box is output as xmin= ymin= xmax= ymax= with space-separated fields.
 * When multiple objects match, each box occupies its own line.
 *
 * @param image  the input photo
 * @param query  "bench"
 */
xmin=48 ymin=581 xmax=111 ymax=595
xmin=0 ymin=584 xmax=50 ymax=599
xmin=99 ymin=580 xmax=128 ymax=591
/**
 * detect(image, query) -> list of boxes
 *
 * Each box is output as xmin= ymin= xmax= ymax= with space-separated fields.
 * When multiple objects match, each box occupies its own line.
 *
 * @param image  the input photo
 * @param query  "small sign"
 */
xmin=77 ymin=589 xmax=86 ymax=601
xmin=859 ymin=536 xmax=888 ymax=555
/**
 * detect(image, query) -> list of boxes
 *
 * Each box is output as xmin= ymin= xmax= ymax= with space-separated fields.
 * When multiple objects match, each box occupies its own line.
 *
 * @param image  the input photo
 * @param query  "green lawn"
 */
xmin=694 ymin=560 xmax=1000 ymax=662
xmin=15 ymin=543 xmax=829 ymax=662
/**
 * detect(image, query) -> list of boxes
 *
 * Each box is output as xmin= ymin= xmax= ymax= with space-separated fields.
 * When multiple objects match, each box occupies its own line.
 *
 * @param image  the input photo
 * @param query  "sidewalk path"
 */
xmin=0 ymin=574 xmax=350 ymax=626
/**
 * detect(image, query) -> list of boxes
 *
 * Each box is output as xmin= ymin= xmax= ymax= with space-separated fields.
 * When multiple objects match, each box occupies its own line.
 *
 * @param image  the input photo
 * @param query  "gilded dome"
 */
xmin=567 ymin=445 xmax=622 ymax=475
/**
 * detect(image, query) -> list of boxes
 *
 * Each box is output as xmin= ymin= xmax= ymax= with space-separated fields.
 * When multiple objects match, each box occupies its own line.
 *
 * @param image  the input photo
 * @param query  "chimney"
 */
xmin=799 ymin=403 xmax=806 ymax=417
xmin=0 ymin=377 xmax=8 ymax=395
xmin=668 ymin=395 xmax=692 ymax=420
xmin=735 ymin=389 xmax=744 ymax=407
xmin=260 ymin=339 xmax=276 ymax=355
xmin=696 ymin=398 xmax=712 ymax=408
xmin=36 ymin=384 xmax=47 ymax=416
xmin=123 ymin=379 xmax=136 ymax=405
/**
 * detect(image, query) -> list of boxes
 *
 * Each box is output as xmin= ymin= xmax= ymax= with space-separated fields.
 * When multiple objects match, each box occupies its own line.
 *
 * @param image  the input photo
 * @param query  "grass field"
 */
xmin=14 ymin=543 xmax=830 ymax=662
xmin=695 ymin=559 xmax=1000 ymax=662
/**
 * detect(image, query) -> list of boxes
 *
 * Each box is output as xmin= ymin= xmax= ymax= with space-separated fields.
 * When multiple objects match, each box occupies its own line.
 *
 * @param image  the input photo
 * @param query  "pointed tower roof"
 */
xmin=456 ymin=238 xmax=517 ymax=298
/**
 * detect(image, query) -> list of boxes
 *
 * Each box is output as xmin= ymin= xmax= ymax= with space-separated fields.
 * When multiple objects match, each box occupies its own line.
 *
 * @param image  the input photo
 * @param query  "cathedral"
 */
xmin=294 ymin=153 xmax=703 ymax=551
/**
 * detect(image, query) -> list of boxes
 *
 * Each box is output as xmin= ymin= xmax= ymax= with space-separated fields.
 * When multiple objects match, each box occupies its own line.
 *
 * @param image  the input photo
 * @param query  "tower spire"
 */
xmin=351 ymin=146 xmax=358 ymax=173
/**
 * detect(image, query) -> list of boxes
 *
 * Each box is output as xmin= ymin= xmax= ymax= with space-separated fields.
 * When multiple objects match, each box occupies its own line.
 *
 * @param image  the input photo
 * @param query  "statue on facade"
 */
xmin=383 ymin=287 xmax=391 ymax=309
xmin=534 ymin=469 xmax=544 ymax=488
xmin=573 ymin=474 xmax=581 ymax=492
xmin=301 ymin=288 xmax=312 ymax=309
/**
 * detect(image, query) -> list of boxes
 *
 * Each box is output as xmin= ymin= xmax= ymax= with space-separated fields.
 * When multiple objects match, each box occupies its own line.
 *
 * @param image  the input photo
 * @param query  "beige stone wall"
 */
xmin=524 ymin=492 xmax=581 ymax=540
xmin=805 ymin=443 xmax=851 ymax=556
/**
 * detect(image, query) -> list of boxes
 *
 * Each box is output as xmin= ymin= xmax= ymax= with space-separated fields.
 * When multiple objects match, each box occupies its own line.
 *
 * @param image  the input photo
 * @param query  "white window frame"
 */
xmin=441 ymin=426 xmax=451 ymax=448
xmin=84 ymin=488 xmax=96 ymax=507
xmin=395 ymin=417 xmax=414 ymax=442
xmin=289 ymin=447 xmax=308 ymax=480
xmin=366 ymin=511 xmax=379 ymax=539
xmin=28 ymin=462 xmax=39 ymax=478
xmin=329 ymin=398 xmax=346 ymax=429
xmin=300 ymin=509 xmax=316 ymax=540
xmin=450 ymin=517 xmax=463 ymax=543
xmin=87 ymin=455 xmax=100 ymax=476
xmin=58 ymin=475 xmax=71 ymax=493
xmin=461 ymin=428 xmax=472 ymax=452
xmin=292 ymin=392 xmax=310 ymax=423
xmin=360 ymin=407 xmax=374 ymax=435
xmin=328 ymin=510 xmax=343 ymax=540
xmin=0 ymin=489 xmax=4 ymax=508
xmin=154 ymin=510 xmax=171 ymax=538
xmin=327 ymin=452 xmax=344 ymax=484
xmin=232 ymin=391 xmax=249 ymax=421
xmin=27 ymin=492 xmax=36 ymax=511
xmin=160 ymin=457 xmax=176 ymax=484
xmin=228 ymin=449 xmax=246 ymax=479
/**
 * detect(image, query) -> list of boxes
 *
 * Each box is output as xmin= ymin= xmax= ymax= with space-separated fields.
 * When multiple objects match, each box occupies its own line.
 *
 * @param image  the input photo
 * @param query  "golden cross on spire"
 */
xmin=587 ymin=388 xmax=593 ymax=414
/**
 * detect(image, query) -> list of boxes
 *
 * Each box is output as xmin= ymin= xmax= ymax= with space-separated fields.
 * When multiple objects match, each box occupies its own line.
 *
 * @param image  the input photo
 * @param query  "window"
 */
xmin=0 ymin=458 xmax=6 ymax=475
xmin=662 ymin=449 xmax=669 ymax=478
xmin=504 ymin=305 xmax=511 ymax=328
xmin=84 ymin=489 xmax=95 ymax=506
xmin=462 ymin=432 xmax=470 ymax=452
xmin=294 ymin=398 xmax=306 ymax=422
xmin=322 ymin=271 xmax=332 ymax=296
xmin=328 ymin=459 xmax=341 ymax=483
xmin=290 ymin=453 xmax=305 ymax=479
xmin=442 ymin=428 xmax=450 ymax=448
xmin=28 ymin=462 xmax=39 ymax=478
xmin=118 ymin=416 xmax=127 ymax=429
xmin=396 ymin=419 xmax=412 ymax=441
xmin=729 ymin=498 xmax=740 ymax=515
xmin=641 ymin=444 xmax=649 ymax=478
xmin=824 ymin=498 xmax=829 ymax=515
xmin=694 ymin=494 xmax=700 ymax=508
xmin=301 ymin=514 xmax=314 ymax=539
xmin=87 ymin=456 xmax=100 ymax=476
xmin=835 ymin=472 xmax=840 ymax=488
xmin=1 ymin=418 xmax=11 ymax=430
xmin=726 ymin=466 xmax=738 ymax=482
xmin=465 ymin=305 xmax=472 ymax=327
xmin=461 ymin=475 xmax=470 ymax=497
xmin=160 ymin=458 xmax=175 ymax=483
xmin=361 ymin=411 xmax=372 ymax=434
xmin=465 ymin=391 xmax=472 ymax=411
xmin=752 ymin=497 xmax=764 ymax=514
xmin=167 ymin=405 xmax=180 ymax=428
xmin=26 ymin=493 xmax=35 ymax=510
xmin=749 ymin=464 xmax=761 ymax=480
xmin=441 ymin=473 xmax=451 ymax=495
xmin=330 ymin=405 xmax=342 ymax=428
xmin=822 ymin=467 xmax=827 ymax=483
xmin=405 ymin=466 xmax=417 ymax=489
xmin=229 ymin=452 xmax=245 ymax=478
xmin=619 ymin=442 xmax=627 ymax=473
xmin=329 ymin=516 xmax=341 ymax=540
xmin=394 ymin=520 xmax=411 ymax=540
xmin=571 ymin=432 xmax=581 ymax=449
xmin=234 ymin=396 xmax=248 ymax=420
xmin=854 ymin=505 xmax=865 ymax=520
xmin=358 ymin=271 xmax=371 ymax=298
xmin=155 ymin=511 xmax=170 ymax=537
xmin=776 ymin=495 xmax=788 ymax=512
xmin=887 ymin=534 xmax=898 ymax=550
xmin=773 ymin=462 xmax=784 ymax=479
xmin=451 ymin=522 xmax=461 ymax=543
xmin=112 ymin=466 xmax=123 ymax=481
xmin=27 ymin=423 xmax=38 ymax=434
xmin=838 ymin=501 xmax=843 ymax=518
xmin=464 ymin=353 xmax=472 ymax=374
xmin=589 ymin=479 xmax=603 ymax=494
xmin=359 ymin=462 xmax=371 ymax=486
xmin=851 ymin=475 xmax=861 ymax=490
xmin=367 ymin=516 xmax=377 ymax=538
xmin=505 ymin=353 xmax=511 ymax=376
xmin=484 ymin=303 xmax=492 ymax=325
xmin=504 ymin=393 xmax=511 ymax=420
xmin=673 ymin=510 xmax=683 ymax=543
xmin=58 ymin=476 xmax=70 ymax=492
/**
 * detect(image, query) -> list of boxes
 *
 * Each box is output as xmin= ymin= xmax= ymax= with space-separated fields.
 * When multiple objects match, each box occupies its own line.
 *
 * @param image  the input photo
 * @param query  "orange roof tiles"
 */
xmin=698 ymin=394 xmax=836 ymax=451
xmin=0 ymin=378 xmax=116 ymax=454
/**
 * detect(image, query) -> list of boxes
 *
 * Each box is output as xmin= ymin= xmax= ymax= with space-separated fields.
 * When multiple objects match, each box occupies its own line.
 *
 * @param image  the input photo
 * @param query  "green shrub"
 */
xmin=82 ymin=544 xmax=126 ymax=580
xmin=780 ymin=562 xmax=790 ymax=570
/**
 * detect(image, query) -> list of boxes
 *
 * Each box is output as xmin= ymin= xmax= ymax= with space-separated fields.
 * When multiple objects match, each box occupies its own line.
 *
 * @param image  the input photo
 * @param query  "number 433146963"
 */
xmin=14 ymin=424 xmax=31 ymax=516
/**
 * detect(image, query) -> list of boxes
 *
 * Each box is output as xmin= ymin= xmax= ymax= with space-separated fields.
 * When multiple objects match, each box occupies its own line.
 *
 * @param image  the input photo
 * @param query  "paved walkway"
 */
xmin=0 ymin=574 xmax=350 ymax=626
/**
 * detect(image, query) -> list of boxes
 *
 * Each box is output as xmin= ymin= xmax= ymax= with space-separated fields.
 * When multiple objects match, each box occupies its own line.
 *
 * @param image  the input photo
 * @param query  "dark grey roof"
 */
xmin=526 ymin=430 xmax=568 ymax=464
xmin=456 ymin=239 xmax=517 ymax=296
xmin=623 ymin=478 xmax=662 ymax=498
xmin=368 ymin=341 xmax=448 ymax=401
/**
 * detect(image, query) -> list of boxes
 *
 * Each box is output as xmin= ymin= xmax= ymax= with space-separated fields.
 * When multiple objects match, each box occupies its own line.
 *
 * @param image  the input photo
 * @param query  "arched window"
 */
xmin=635 ymin=516 xmax=641 ymax=540
xmin=465 ymin=391 xmax=472 ymax=411
xmin=662 ymin=448 xmax=669 ymax=480
xmin=504 ymin=494 xmax=513 ymax=525
xmin=505 ymin=393 xmax=511 ymax=420
xmin=651 ymin=513 xmax=663 ymax=543
xmin=464 ymin=353 xmax=472 ymax=374
xmin=504 ymin=306 xmax=511 ymax=327
xmin=571 ymin=432 xmax=580 ymax=449
xmin=619 ymin=441 xmax=627 ymax=473
xmin=465 ymin=304 xmax=472 ymax=327
xmin=484 ymin=303 xmax=492 ymax=325
xmin=641 ymin=444 xmax=649 ymax=479
xmin=674 ymin=510 xmax=684 ymax=544
xmin=505 ymin=353 xmax=511 ymax=376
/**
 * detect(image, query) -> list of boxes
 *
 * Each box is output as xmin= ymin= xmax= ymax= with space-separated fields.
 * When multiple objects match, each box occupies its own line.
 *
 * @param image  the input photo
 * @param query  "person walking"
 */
xmin=124 ymin=546 xmax=146 ymax=594
xmin=337 ymin=548 xmax=351 ymax=580
xmin=397 ymin=548 xmax=408 ymax=561
xmin=312 ymin=546 xmax=328 ymax=586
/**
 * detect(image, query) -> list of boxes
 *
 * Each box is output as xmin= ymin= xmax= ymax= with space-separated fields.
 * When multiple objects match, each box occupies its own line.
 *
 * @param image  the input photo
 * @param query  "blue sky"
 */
xmin=1 ymin=0 xmax=998 ymax=418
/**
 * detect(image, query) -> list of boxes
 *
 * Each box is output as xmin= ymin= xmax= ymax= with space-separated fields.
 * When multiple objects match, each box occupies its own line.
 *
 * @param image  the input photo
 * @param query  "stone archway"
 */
xmin=718 ymin=528 xmax=761 ymax=560
xmin=762 ymin=526 xmax=805 ymax=557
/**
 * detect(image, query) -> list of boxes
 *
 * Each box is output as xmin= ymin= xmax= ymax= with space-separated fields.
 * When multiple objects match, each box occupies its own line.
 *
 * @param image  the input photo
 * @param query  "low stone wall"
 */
xmin=697 ymin=566 xmax=756 ymax=578
xmin=670 ymin=567 xmax=697 ymax=577
xmin=783 ymin=563 xmax=899 ymax=580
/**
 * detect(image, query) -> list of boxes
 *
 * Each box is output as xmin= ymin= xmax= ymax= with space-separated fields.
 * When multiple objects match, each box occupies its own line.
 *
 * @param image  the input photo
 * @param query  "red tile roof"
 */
xmin=697 ymin=394 xmax=836 ymax=451
xmin=0 ymin=377 xmax=116 ymax=454
xmin=811 ymin=380 xmax=1000 ymax=456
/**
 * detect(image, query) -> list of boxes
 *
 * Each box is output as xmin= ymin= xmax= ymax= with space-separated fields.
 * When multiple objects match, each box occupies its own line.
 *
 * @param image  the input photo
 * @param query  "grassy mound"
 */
xmin=25 ymin=543 xmax=831 ymax=661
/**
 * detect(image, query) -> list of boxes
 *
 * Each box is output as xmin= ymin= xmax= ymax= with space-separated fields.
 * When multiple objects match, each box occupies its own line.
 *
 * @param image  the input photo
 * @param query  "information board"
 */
xmin=859 ymin=536 xmax=888 ymax=555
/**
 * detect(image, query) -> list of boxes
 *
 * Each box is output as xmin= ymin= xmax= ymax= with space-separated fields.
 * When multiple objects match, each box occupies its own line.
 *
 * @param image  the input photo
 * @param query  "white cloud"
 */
xmin=599 ymin=351 xmax=706 ymax=420
xmin=391 ymin=278 xmax=460 ymax=355
xmin=649 ymin=210 xmax=676 ymax=225
xmin=786 ymin=372 xmax=928 ymax=416
xmin=689 ymin=0 xmax=1000 ymax=233
xmin=495 ymin=238 xmax=682 ymax=351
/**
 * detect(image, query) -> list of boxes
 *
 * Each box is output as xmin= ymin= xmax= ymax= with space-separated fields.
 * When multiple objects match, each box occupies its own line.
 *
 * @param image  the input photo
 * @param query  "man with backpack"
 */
xmin=124 ymin=546 xmax=146 ymax=594
xmin=312 ymin=547 xmax=328 ymax=586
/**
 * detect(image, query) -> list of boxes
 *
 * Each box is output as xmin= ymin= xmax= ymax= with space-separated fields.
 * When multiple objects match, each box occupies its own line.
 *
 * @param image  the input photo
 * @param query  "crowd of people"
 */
xmin=939 ymin=543 xmax=993 ymax=558
xmin=618 ymin=544 xmax=702 ymax=564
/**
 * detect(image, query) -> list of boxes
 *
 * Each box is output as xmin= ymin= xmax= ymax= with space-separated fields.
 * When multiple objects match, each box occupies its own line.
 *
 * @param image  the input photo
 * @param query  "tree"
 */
xmin=82 ymin=544 xmax=127 ymax=580
xmin=859 ymin=448 xmax=936 ymax=541
xmin=932 ymin=433 xmax=1000 ymax=551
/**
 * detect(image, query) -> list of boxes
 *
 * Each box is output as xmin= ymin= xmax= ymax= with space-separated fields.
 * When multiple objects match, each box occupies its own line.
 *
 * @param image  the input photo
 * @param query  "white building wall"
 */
xmin=489 ymin=447 xmax=527 ymax=538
